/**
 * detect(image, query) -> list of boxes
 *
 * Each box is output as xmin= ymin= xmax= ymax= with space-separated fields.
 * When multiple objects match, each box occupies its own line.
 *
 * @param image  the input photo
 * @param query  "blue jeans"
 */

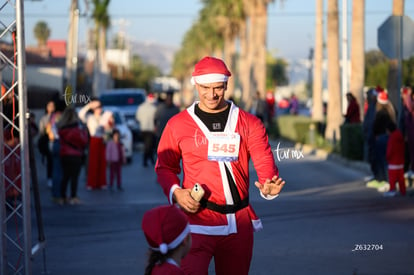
xmin=374 ymin=134 xmax=389 ymax=182
xmin=51 ymin=140 xmax=62 ymax=198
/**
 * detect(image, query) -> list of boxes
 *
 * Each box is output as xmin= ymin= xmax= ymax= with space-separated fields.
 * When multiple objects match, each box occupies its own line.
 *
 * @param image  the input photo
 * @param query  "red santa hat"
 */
xmin=141 ymin=205 xmax=190 ymax=254
xmin=191 ymin=56 xmax=231 ymax=85
xmin=401 ymin=86 xmax=410 ymax=95
xmin=146 ymin=93 xmax=156 ymax=103
xmin=377 ymin=91 xmax=389 ymax=104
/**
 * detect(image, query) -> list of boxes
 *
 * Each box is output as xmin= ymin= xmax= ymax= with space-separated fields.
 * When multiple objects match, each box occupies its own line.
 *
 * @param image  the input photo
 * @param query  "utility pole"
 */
xmin=66 ymin=0 xmax=80 ymax=94
xmin=341 ymin=0 xmax=348 ymax=114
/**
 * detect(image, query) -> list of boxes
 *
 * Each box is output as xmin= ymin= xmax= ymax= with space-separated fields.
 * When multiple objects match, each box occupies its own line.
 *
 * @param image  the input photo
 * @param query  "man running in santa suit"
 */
xmin=155 ymin=56 xmax=285 ymax=275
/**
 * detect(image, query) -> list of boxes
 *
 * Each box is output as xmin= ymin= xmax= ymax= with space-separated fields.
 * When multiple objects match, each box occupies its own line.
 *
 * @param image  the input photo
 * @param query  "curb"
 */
xmin=294 ymin=142 xmax=371 ymax=175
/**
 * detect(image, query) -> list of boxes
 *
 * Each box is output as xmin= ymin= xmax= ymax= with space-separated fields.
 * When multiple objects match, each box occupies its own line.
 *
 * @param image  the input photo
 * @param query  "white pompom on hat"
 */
xmin=141 ymin=205 xmax=190 ymax=255
xmin=191 ymin=56 xmax=231 ymax=85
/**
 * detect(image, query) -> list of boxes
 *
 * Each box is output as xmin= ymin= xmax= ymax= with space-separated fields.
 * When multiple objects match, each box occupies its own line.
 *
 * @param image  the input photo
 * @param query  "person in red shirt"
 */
xmin=155 ymin=56 xmax=285 ymax=275
xmin=384 ymin=121 xmax=406 ymax=197
xmin=142 ymin=205 xmax=192 ymax=275
xmin=344 ymin=92 xmax=361 ymax=123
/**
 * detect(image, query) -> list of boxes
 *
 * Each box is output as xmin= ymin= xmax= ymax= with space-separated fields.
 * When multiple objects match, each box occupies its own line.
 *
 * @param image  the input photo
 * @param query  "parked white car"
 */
xmin=99 ymin=88 xmax=146 ymax=143
xmin=102 ymin=106 xmax=134 ymax=163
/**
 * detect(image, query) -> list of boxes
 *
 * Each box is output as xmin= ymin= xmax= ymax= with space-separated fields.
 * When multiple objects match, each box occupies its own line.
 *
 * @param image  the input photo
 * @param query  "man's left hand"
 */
xmin=254 ymin=175 xmax=285 ymax=196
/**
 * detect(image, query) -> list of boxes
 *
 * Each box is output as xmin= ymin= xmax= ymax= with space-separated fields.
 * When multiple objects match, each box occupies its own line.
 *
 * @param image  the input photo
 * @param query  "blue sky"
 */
xmin=20 ymin=0 xmax=414 ymax=60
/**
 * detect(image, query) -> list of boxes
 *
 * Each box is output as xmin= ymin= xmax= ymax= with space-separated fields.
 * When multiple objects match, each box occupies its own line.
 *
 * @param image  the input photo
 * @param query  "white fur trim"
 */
xmin=191 ymin=73 xmax=229 ymax=85
xmin=252 ymin=219 xmax=263 ymax=232
xmin=378 ymin=97 xmax=388 ymax=104
xmin=167 ymin=224 xmax=190 ymax=250
xmin=169 ymin=184 xmax=181 ymax=204
xmin=151 ymin=224 xmax=190 ymax=253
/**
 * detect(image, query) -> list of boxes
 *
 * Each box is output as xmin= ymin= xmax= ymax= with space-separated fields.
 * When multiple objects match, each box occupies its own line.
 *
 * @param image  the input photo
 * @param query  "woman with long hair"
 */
xmin=56 ymin=107 xmax=89 ymax=205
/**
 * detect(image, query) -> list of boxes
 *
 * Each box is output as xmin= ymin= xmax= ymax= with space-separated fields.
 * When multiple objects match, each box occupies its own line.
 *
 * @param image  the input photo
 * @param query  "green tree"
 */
xmin=33 ymin=21 xmax=50 ymax=47
xmin=266 ymin=54 xmax=288 ymax=88
xmin=403 ymin=57 xmax=414 ymax=85
xmin=364 ymin=50 xmax=388 ymax=88
xmin=116 ymin=55 xmax=161 ymax=90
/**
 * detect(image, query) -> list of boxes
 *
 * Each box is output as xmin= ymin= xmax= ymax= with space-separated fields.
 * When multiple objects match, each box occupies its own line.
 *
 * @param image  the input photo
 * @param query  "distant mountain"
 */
xmin=129 ymin=40 xmax=178 ymax=75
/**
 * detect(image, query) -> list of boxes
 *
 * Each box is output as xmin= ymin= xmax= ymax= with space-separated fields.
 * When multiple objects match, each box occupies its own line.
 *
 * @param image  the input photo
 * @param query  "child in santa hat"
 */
xmin=142 ymin=205 xmax=192 ymax=275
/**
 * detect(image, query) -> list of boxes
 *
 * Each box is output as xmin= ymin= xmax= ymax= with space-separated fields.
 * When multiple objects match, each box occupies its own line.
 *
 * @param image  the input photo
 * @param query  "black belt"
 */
xmin=201 ymin=196 xmax=249 ymax=214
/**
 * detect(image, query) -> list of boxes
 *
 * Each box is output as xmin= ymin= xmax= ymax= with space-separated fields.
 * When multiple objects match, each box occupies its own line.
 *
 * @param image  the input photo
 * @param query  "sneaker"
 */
xmin=383 ymin=191 xmax=397 ymax=197
xmin=364 ymin=176 xmax=374 ymax=182
xmin=404 ymin=170 xmax=414 ymax=179
xmin=69 ymin=197 xmax=81 ymax=205
xmin=366 ymin=180 xmax=382 ymax=188
xmin=377 ymin=182 xmax=390 ymax=192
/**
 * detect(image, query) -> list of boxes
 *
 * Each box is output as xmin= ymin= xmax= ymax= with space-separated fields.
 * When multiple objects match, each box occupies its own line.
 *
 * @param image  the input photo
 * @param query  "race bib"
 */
xmin=207 ymin=133 xmax=240 ymax=162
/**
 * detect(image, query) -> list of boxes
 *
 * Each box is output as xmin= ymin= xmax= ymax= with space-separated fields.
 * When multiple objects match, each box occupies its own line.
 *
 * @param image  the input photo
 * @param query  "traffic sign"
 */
xmin=378 ymin=15 xmax=414 ymax=59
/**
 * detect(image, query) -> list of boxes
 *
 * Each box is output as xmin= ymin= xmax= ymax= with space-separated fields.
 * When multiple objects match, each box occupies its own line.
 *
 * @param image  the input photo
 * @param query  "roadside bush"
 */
xmin=339 ymin=123 xmax=364 ymax=160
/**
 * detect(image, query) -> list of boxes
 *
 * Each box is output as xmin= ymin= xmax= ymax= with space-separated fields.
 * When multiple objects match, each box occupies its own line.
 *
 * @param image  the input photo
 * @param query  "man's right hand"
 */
xmin=173 ymin=188 xmax=200 ymax=213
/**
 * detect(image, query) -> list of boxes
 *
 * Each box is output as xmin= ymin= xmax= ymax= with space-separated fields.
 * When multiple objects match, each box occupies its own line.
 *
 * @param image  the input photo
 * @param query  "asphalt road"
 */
xmin=25 ymin=140 xmax=414 ymax=275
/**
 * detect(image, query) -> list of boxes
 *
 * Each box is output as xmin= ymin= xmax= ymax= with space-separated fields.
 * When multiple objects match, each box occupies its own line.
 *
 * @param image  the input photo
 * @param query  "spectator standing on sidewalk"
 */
xmin=46 ymin=99 xmax=66 ymax=203
xmin=105 ymin=129 xmax=125 ymax=191
xmin=38 ymin=100 xmax=55 ymax=188
xmin=367 ymin=90 xmax=396 ymax=191
xmin=155 ymin=56 xmax=285 ymax=275
xmin=78 ymin=100 xmax=107 ymax=190
xmin=154 ymin=91 xmax=180 ymax=147
xmin=363 ymin=88 xmax=379 ymax=185
xmin=136 ymin=93 xmax=157 ymax=167
xmin=56 ymin=107 xmax=89 ymax=205
xmin=344 ymin=92 xmax=361 ymax=123
xmin=382 ymin=121 xmax=406 ymax=197
xmin=250 ymin=90 xmax=268 ymax=126
xmin=142 ymin=205 xmax=191 ymax=275
xmin=401 ymin=86 xmax=414 ymax=180
xmin=289 ymin=93 xmax=299 ymax=115
xmin=266 ymin=90 xmax=276 ymax=123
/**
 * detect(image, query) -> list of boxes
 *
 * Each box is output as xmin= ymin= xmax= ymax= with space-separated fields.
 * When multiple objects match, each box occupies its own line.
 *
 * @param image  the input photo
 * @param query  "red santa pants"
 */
xmin=181 ymin=208 xmax=254 ymax=275
xmin=87 ymin=137 xmax=107 ymax=189
xmin=388 ymin=168 xmax=406 ymax=196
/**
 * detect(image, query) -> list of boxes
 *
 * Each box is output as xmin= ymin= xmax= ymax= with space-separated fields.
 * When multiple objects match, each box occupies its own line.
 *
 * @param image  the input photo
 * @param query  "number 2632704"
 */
xmin=352 ymin=244 xmax=383 ymax=252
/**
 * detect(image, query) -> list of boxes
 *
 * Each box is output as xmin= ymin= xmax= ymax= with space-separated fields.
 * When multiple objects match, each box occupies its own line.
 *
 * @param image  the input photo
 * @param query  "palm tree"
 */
xmin=203 ymin=0 xmax=245 ymax=99
xmin=387 ymin=0 xmax=404 ymax=115
xmin=312 ymin=0 xmax=324 ymax=122
xmin=171 ymin=12 xmax=223 ymax=106
xmin=33 ymin=21 xmax=50 ymax=47
xmin=240 ymin=0 xmax=273 ymax=110
xmin=349 ymin=0 xmax=365 ymax=120
xmin=325 ymin=0 xmax=342 ymax=142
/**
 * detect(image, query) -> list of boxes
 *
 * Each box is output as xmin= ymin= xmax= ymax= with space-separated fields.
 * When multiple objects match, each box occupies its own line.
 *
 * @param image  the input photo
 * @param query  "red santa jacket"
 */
xmin=386 ymin=129 xmax=405 ymax=167
xmin=58 ymin=123 xmax=89 ymax=157
xmin=155 ymin=102 xmax=278 ymax=235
